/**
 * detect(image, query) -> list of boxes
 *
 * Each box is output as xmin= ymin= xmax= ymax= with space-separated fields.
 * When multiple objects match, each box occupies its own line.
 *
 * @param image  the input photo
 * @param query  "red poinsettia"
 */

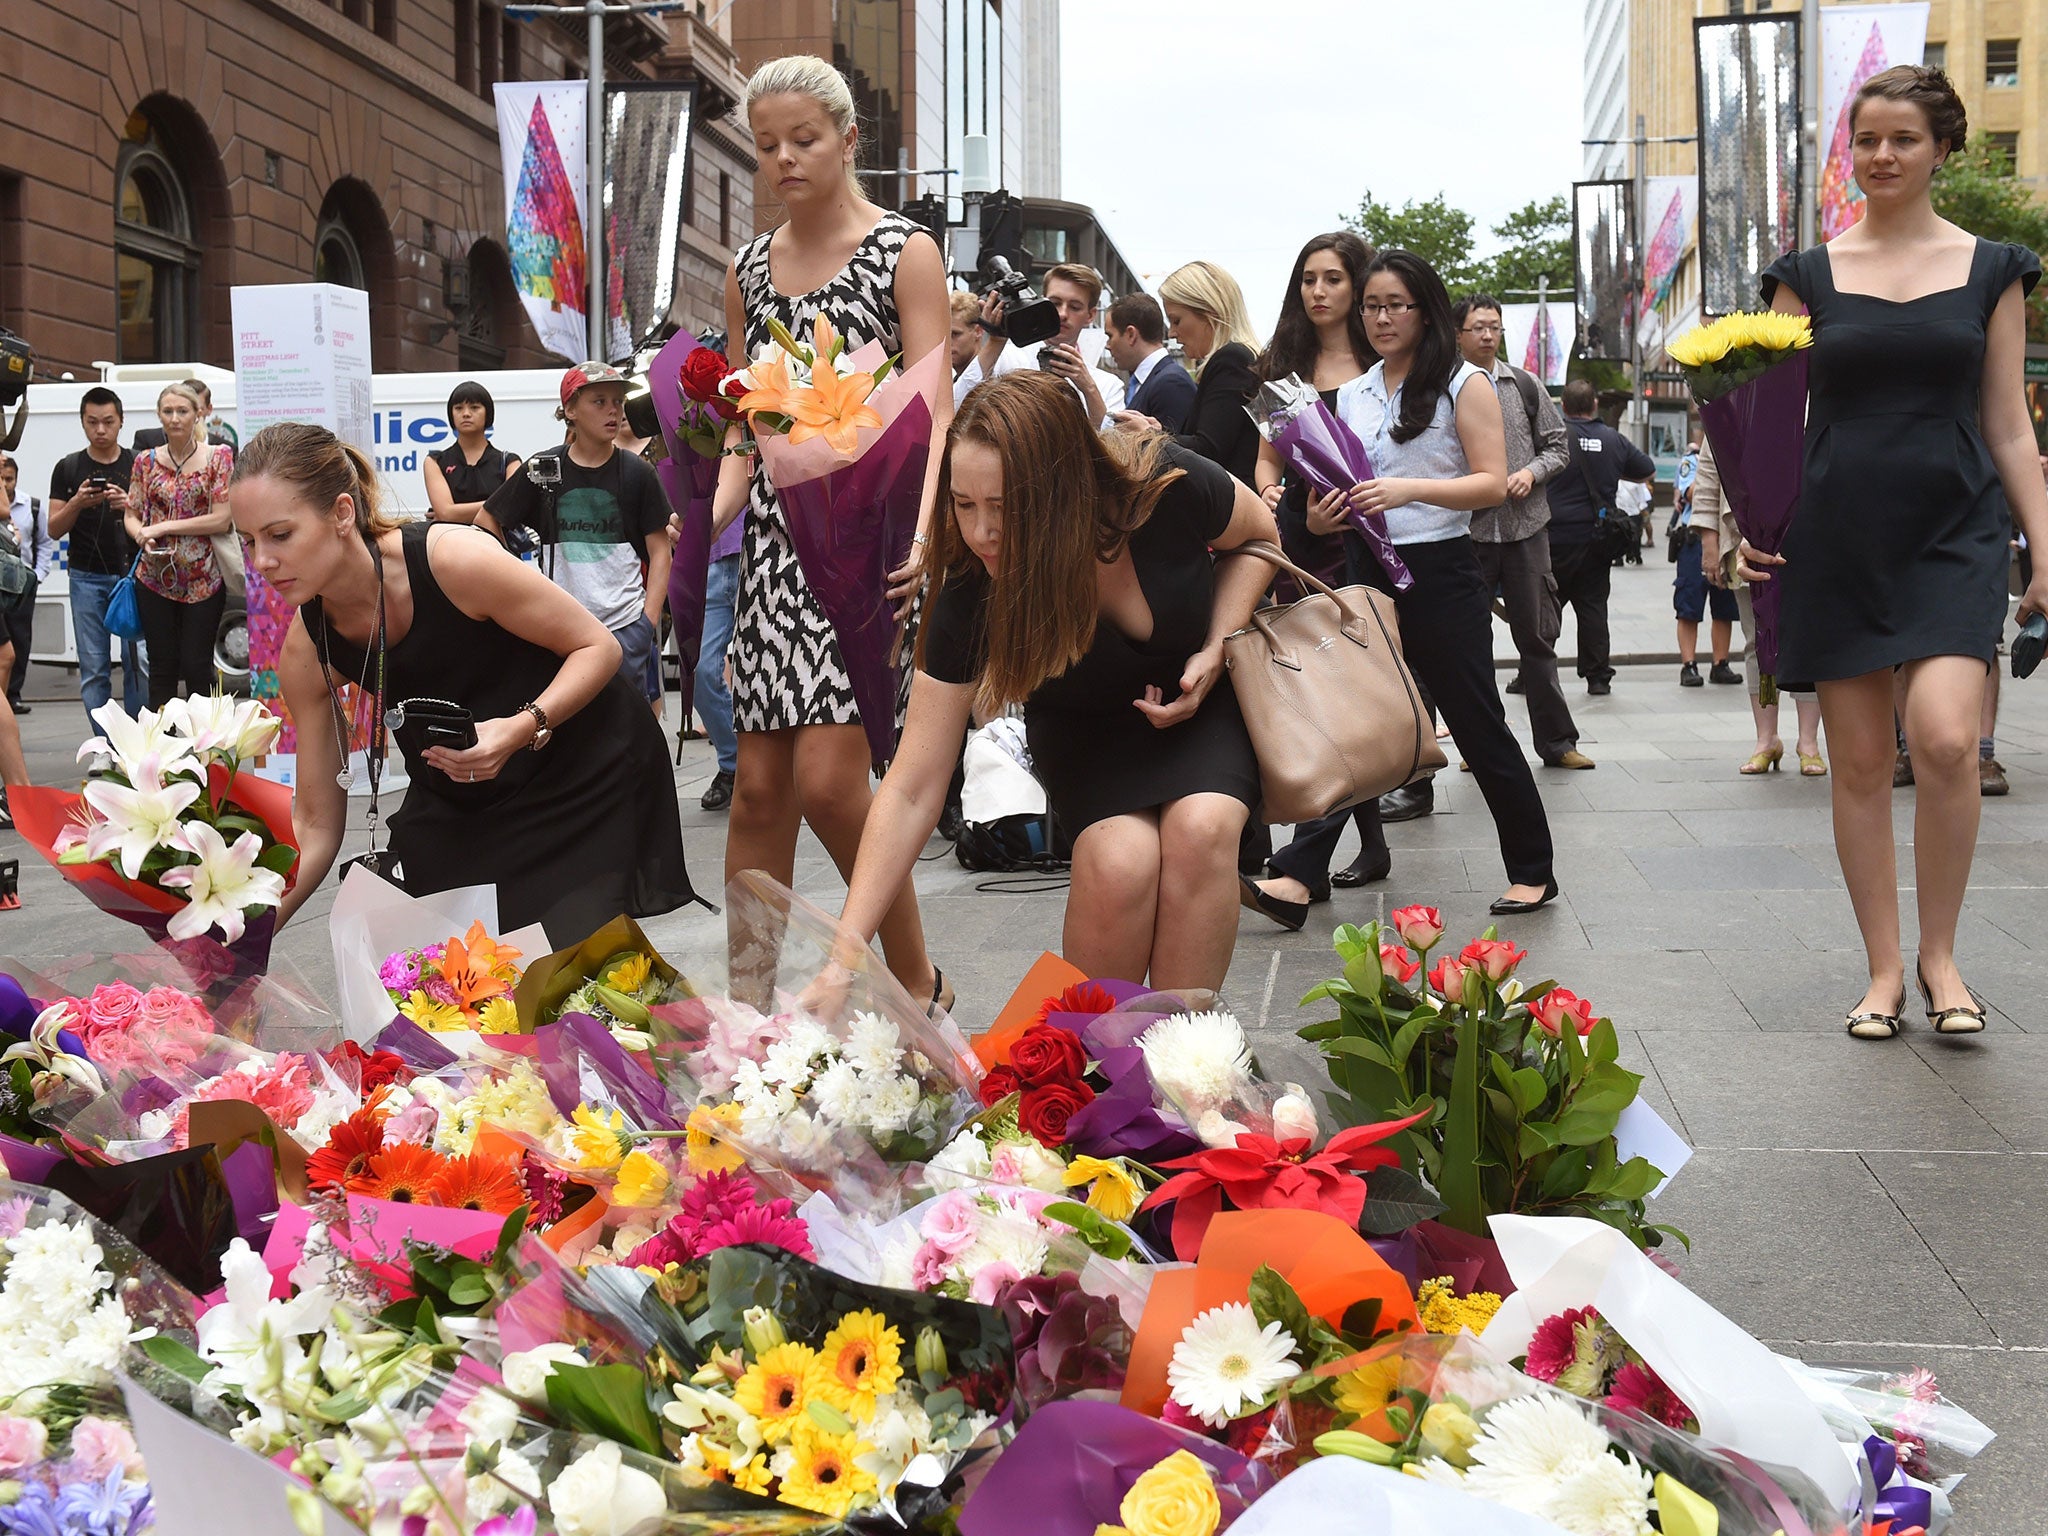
xmin=1140 ymin=1110 xmax=1429 ymax=1260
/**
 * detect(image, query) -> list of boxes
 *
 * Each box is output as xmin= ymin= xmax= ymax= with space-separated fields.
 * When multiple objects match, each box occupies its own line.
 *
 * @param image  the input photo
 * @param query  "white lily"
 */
xmin=76 ymin=700 xmax=192 ymax=779
xmin=80 ymin=774 xmax=202 ymax=880
xmin=0 ymin=1003 xmax=104 ymax=1097
xmin=166 ymin=694 xmax=282 ymax=763
xmin=159 ymin=821 xmax=287 ymax=942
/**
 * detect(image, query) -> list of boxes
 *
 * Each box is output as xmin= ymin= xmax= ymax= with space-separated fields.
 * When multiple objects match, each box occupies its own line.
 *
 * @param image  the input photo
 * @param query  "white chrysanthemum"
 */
xmin=926 ymin=1127 xmax=993 ymax=1193
xmin=1460 ymin=1395 xmax=1619 ymax=1514
xmin=855 ymin=1074 xmax=923 ymax=1135
xmin=762 ymin=1032 xmax=823 ymax=1091
xmin=1138 ymin=1011 xmax=1253 ymax=1115
xmin=846 ymin=1010 xmax=904 ymax=1076
xmin=807 ymin=1058 xmax=863 ymax=1123
xmin=1544 ymin=1451 xmax=1656 ymax=1536
xmin=1165 ymin=1302 xmax=1300 ymax=1427
xmin=959 ymin=1198 xmax=1049 ymax=1278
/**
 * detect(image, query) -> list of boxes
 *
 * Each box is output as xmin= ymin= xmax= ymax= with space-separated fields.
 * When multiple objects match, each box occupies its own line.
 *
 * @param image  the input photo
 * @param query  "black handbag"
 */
xmin=1573 ymin=452 xmax=1637 ymax=563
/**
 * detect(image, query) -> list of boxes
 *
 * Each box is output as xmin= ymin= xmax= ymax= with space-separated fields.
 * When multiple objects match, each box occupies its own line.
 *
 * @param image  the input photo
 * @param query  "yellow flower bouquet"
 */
xmin=1665 ymin=310 xmax=1812 ymax=402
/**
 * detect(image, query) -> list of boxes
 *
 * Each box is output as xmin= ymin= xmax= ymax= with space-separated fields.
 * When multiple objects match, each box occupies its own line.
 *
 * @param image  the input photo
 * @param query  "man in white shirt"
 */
xmin=0 ymin=455 xmax=49 ymax=713
xmin=964 ymin=262 xmax=1123 ymax=428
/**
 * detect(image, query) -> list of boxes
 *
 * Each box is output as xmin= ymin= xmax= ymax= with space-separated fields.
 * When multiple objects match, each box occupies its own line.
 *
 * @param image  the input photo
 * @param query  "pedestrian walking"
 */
xmin=1252 ymin=248 xmax=1557 ymax=923
xmin=1746 ymin=64 xmax=2048 ymax=1037
xmin=1154 ymin=261 xmax=1264 ymax=483
xmin=828 ymin=373 xmax=1278 ymax=992
xmin=697 ymin=54 xmax=954 ymax=1013
xmin=47 ymin=387 xmax=144 ymax=721
xmin=1547 ymin=380 xmax=1653 ymax=697
xmin=1455 ymin=292 xmax=1587 ymax=769
xmin=123 ymin=382 xmax=232 ymax=709
xmin=423 ymin=380 xmax=522 ymax=526
xmin=1672 ymin=438 xmax=1741 ymax=689
xmin=234 ymin=423 xmax=695 ymax=940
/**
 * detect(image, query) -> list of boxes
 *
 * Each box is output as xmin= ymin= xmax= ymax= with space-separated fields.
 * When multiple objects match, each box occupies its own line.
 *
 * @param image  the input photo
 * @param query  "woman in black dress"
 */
xmin=1747 ymin=65 xmax=2048 ymax=1037
xmin=423 ymin=380 xmax=521 ymax=526
xmin=1148 ymin=260 xmax=1264 ymax=484
xmin=230 ymin=423 xmax=696 ymax=942
xmin=828 ymin=373 xmax=1278 ymax=992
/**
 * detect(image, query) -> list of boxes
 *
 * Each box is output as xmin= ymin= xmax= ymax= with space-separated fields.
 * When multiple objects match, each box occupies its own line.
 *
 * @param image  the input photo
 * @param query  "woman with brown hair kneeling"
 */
xmin=826 ymin=372 xmax=1279 ymax=991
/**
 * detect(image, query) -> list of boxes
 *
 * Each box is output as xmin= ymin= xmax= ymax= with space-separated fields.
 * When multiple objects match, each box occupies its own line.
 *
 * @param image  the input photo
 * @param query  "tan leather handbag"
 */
xmin=1223 ymin=541 xmax=1446 ymax=824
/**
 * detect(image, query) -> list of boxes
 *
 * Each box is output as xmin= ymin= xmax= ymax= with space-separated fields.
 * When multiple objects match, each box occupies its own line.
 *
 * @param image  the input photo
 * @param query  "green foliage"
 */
xmin=1244 ymin=1264 xmax=1412 ymax=1415
xmin=1342 ymin=192 xmax=1572 ymax=304
xmin=1343 ymin=192 xmax=1483 ymax=292
xmin=1931 ymin=140 xmax=2048 ymax=342
xmin=1479 ymin=196 xmax=1574 ymax=300
xmin=1040 ymin=1201 xmax=1134 ymax=1260
xmin=545 ymin=1362 xmax=666 ymax=1457
xmin=1298 ymin=923 xmax=1674 ymax=1248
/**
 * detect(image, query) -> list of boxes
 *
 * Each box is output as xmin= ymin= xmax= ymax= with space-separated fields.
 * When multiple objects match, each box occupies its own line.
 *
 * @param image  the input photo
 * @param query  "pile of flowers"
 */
xmin=380 ymin=920 xmax=525 ymax=1033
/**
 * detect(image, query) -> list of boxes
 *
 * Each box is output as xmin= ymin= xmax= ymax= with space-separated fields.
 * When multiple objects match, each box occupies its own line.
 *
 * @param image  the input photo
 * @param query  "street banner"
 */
xmin=1501 ymin=302 xmax=1574 ymax=388
xmin=494 ymin=80 xmax=591 ymax=362
xmin=603 ymin=82 xmax=698 ymax=360
xmin=1573 ymin=180 xmax=1634 ymax=361
xmin=1640 ymin=175 xmax=1699 ymax=315
xmin=1694 ymin=14 xmax=1804 ymax=318
xmin=1819 ymin=3 xmax=1929 ymax=239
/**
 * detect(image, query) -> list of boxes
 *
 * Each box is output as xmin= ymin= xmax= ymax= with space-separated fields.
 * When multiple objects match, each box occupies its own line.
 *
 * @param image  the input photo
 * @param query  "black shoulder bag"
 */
xmin=1572 ymin=445 xmax=1636 ymax=564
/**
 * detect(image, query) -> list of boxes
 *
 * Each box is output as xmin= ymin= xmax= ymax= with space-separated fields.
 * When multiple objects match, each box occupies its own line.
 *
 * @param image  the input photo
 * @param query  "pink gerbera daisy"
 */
xmin=1524 ymin=1305 xmax=1600 ymax=1384
xmin=1606 ymin=1360 xmax=1696 ymax=1430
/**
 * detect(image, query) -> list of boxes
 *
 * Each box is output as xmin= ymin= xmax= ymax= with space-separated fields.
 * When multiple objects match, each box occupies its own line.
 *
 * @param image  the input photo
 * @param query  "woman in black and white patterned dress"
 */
xmin=700 ymin=54 xmax=954 ymax=1011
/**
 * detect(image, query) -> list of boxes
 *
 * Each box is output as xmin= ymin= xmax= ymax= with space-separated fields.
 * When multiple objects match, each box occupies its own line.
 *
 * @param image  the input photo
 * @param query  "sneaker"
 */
xmin=698 ymin=769 xmax=733 ymax=811
xmin=1544 ymin=749 xmax=1597 ymax=770
xmin=1708 ymin=662 xmax=1742 ymax=685
xmin=1680 ymin=663 xmax=1703 ymax=687
xmin=1894 ymin=750 xmax=1915 ymax=788
xmin=1587 ymin=678 xmax=1612 ymax=696
xmin=1981 ymin=757 xmax=2010 ymax=797
xmin=1504 ymin=674 xmax=1527 ymax=696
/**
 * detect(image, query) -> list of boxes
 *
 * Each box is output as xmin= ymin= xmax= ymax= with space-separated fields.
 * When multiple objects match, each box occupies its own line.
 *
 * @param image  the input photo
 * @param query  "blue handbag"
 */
xmin=105 ymin=556 xmax=145 ymax=642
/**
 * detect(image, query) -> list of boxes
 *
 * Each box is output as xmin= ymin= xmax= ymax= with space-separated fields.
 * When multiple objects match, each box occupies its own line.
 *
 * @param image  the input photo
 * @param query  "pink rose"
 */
xmin=80 ymin=983 xmax=144 ymax=1033
xmin=66 ymin=1416 xmax=141 ymax=1481
xmin=1390 ymin=906 xmax=1445 ymax=952
xmin=1427 ymin=955 xmax=1471 ymax=1001
xmin=0 ymin=1414 xmax=46 ymax=1474
xmin=1458 ymin=938 xmax=1529 ymax=983
xmin=1533 ymin=987 xmax=1598 ymax=1038
xmin=909 ymin=1241 xmax=954 ymax=1290
xmin=968 ymin=1261 xmax=1023 ymax=1305
xmin=919 ymin=1190 xmax=981 ymax=1257
xmin=139 ymin=986 xmax=210 ymax=1034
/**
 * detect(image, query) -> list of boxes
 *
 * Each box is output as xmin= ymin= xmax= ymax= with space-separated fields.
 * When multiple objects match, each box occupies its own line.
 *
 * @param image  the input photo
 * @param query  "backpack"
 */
xmin=954 ymin=811 xmax=1067 ymax=874
xmin=1507 ymin=365 xmax=1545 ymax=427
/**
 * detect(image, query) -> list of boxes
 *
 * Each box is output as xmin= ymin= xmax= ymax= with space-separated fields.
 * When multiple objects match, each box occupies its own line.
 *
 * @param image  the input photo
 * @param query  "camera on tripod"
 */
xmin=0 ymin=330 xmax=31 ymax=410
xmin=979 ymin=256 xmax=1061 ymax=347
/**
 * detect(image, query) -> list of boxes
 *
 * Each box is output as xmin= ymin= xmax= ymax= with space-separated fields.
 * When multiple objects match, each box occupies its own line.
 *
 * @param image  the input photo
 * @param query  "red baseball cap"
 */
xmin=560 ymin=361 xmax=628 ymax=404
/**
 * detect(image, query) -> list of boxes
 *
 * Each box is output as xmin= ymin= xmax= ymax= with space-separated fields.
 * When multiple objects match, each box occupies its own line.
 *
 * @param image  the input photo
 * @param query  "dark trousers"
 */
xmin=1549 ymin=537 xmax=1613 ymax=686
xmin=137 ymin=585 xmax=225 ymax=708
xmin=5 ymin=574 xmax=34 ymax=705
xmin=1270 ymin=536 xmax=1555 ymax=890
xmin=1474 ymin=532 xmax=1577 ymax=761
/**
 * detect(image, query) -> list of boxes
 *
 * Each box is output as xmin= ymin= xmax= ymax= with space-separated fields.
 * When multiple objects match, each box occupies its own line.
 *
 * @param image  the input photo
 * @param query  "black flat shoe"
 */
xmin=1489 ymin=878 xmax=1560 ymax=916
xmin=1332 ymin=850 xmax=1392 ymax=888
xmin=1377 ymin=780 xmax=1435 ymax=823
xmin=1239 ymin=874 xmax=1308 ymax=932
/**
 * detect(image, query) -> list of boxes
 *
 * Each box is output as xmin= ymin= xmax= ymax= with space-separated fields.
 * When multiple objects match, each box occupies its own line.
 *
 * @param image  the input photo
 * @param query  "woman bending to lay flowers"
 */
xmin=822 ymin=371 xmax=1280 ymax=993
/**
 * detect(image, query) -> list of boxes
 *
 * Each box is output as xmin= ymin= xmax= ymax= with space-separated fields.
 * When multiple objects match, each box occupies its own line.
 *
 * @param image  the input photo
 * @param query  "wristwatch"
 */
xmin=521 ymin=702 xmax=553 ymax=751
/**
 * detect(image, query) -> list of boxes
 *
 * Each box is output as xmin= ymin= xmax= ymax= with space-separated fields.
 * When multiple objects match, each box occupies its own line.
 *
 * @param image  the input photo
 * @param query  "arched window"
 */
xmin=459 ymin=239 xmax=515 ymax=369
xmin=314 ymin=217 xmax=366 ymax=289
xmin=114 ymin=127 xmax=200 ymax=362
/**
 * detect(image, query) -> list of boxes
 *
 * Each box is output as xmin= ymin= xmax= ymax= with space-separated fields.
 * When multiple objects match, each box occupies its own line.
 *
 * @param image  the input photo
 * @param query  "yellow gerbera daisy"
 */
xmin=1332 ymin=1350 xmax=1406 ymax=1423
xmin=812 ymin=1310 xmax=903 ymax=1419
xmin=476 ymin=996 xmax=521 ymax=1035
xmin=777 ymin=1419 xmax=876 ymax=1520
xmin=398 ymin=990 xmax=465 ymax=1032
xmin=570 ymin=1104 xmax=636 ymax=1169
xmin=732 ymin=1341 xmax=818 ymax=1443
xmin=686 ymin=1102 xmax=746 ymax=1174
xmin=612 ymin=1148 xmax=671 ymax=1208
xmin=1062 ymin=1155 xmax=1142 ymax=1222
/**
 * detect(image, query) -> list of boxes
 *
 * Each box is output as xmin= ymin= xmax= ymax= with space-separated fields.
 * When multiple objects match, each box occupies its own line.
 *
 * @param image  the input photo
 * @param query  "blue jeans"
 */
xmin=695 ymin=554 xmax=739 ymax=774
xmin=69 ymin=569 xmax=144 ymax=718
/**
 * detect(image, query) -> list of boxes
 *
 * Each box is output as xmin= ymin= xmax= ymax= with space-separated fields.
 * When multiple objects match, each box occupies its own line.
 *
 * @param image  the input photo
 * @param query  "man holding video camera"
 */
xmin=961 ymin=261 xmax=1122 ymax=428
xmin=49 ymin=388 xmax=144 ymax=722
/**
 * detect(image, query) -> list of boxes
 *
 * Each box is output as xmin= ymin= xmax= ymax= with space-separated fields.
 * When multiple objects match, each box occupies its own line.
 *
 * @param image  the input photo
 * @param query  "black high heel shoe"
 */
xmin=927 ymin=966 xmax=955 ymax=1021
xmin=1917 ymin=964 xmax=1985 ymax=1035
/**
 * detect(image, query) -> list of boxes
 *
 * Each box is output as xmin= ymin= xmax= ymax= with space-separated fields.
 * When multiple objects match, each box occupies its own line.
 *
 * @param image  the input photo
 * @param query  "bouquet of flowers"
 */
xmin=14 ymin=699 xmax=297 ymax=969
xmin=1245 ymin=374 xmax=1410 ymax=591
xmin=1666 ymin=311 xmax=1813 ymax=702
xmin=732 ymin=315 xmax=947 ymax=765
xmin=379 ymin=921 xmax=527 ymax=1035
xmin=513 ymin=915 xmax=691 ymax=1048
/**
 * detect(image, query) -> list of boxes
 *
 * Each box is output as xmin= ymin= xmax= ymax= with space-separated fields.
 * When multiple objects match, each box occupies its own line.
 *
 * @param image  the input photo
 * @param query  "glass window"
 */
xmin=1986 ymin=39 xmax=2019 ymax=87
xmin=113 ymin=132 xmax=197 ymax=364
xmin=833 ymin=0 xmax=902 ymax=209
xmin=315 ymin=219 xmax=366 ymax=288
xmin=1923 ymin=41 xmax=1946 ymax=72
xmin=946 ymin=0 xmax=1003 ymax=219
xmin=1022 ymin=226 xmax=1069 ymax=263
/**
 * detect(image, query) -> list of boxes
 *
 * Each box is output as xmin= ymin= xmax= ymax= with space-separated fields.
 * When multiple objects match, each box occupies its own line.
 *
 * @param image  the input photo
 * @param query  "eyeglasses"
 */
xmin=1461 ymin=323 xmax=1503 ymax=336
xmin=1362 ymin=301 xmax=1420 ymax=318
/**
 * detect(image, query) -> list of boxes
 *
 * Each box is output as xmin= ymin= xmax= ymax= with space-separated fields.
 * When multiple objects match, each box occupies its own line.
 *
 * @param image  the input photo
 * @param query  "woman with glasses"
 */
xmin=1249 ymin=249 xmax=1557 ymax=924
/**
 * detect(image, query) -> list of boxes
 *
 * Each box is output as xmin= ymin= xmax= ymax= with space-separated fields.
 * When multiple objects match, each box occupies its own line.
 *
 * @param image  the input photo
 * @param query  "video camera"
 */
xmin=0 ymin=329 xmax=31 ymax=452
xmin=979 ymin=256 xmax=1062 ymax=347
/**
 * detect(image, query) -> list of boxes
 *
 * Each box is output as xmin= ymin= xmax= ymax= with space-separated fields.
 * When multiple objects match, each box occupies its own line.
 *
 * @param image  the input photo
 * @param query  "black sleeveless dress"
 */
xmin=432 ymin=442 xmax=513 ymax=507
xmin=303 ymin=522 xmax=696 ymax=941
xmin=1761 ymin=238 xmax=2040 ymax=688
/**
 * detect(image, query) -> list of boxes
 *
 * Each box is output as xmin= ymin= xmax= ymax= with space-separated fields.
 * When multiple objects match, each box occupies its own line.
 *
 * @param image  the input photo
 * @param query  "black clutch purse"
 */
xmin=385 ymin=696 xmax=478 ymax=752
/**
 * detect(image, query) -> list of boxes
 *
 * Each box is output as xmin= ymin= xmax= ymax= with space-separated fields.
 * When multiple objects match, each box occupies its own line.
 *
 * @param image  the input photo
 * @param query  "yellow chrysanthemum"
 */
xmin=777 ymin=1419 xmax=876 ymax=1520
xmin=1415 ymin=1276 xmax=1506 ymax=1336
xmin=686 ymin=1102 xmax=747 ymax=1174
xmin=1332 ymin=1351 xmax=1406 ymax=1422
xmin=603 ymin=951 xmax=653 ymax=994
xmin=570 ymin=1104 xmax=636 ymax=1170
xmin=476 ymin=996 xmax=522 ymax=1035
xmin=612 ymin=1148 xmax=671 ymax=1208
xmin=731 ymin=1341 xmax=819 ymax=1443
xmin=398 ymin=990 xmax=465 ymax=1032
xmin=812 ymin=1310 xmax=903 ymax=1419
xmin=1667 ymin=309 xmax=1811 ymax=369
xmin=1062 ymin=1155 xmax=1142 ymax=1223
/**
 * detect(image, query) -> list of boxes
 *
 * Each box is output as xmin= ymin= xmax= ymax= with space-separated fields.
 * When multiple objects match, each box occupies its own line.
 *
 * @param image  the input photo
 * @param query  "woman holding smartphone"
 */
xmin=1251 ymin=249 xmax=1556 ymax=921
xmin=1747 ymin=65 xmax=2048 ymax=1037
xmin=124 ymin=382 xmax=231 ymax=707
xmin=231 ymin=423 xmax=694 ymax=940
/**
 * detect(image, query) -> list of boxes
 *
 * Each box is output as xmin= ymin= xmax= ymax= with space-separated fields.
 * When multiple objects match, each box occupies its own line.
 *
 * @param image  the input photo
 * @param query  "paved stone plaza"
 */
xmin=6 ymin=560 xmax=2044 ymax=1524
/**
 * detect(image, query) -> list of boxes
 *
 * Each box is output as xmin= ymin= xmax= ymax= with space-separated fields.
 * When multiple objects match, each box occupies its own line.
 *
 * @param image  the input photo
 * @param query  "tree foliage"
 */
xmin=1481 ymin=196 xmax=1574 ymax=301
xmin=1342 ymin=192 xmax=1482 ymax=292
xmin=1342 ymin=192 xmax=1572 ymax=303
xmin=1929 ymin=142 xmax=2048 ymax=340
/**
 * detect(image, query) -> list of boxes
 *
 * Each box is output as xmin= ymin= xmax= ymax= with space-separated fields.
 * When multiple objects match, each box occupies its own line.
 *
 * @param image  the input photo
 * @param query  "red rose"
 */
xmin=678 ymin=347 xmax=731 ymax=403
xmin=977 ymin=1065 xmax=1021 ymax=1108
xmin=1008 ymin=1024 xmax=1088 ymax=1087
xmin=1017 ymin=1080 xmax=1095 ymax=1147
xmin=715 ymin=373 xmax=749 ymax=419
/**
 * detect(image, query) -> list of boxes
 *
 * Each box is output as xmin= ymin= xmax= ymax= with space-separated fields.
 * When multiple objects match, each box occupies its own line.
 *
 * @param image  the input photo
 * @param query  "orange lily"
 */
xmin=440 ymin=925 xmax=516 ymax=1014
xmin=785 ymin=344 xmax=883 ymax=453
xmin=456 ymin=919 xmax=523 ymax=983
xmin=735 ymin=350 xmax=800 ymax=422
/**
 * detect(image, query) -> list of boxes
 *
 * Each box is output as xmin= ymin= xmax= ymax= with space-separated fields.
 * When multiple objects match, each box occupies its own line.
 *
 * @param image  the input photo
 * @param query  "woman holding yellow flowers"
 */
xmin=1746 ymin=65 xmax=2048 ymax=1037
xmin=701 ymin=54 xmax=955 ymax=1016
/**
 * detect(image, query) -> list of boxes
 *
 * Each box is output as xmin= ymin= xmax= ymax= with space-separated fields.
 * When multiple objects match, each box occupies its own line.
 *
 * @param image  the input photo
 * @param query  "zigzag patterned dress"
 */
xmin=729 ymin=212 xmax=918 ymax=733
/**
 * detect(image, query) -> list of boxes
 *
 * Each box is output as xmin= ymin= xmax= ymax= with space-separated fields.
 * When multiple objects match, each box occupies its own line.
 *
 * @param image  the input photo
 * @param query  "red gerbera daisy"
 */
xmin=307 ymin=1096 xmax=389 ymax=1194
xmin=1028 ymin=982 xmax=1118 ymax=1030
xmin=353 ymin=1142 xmax=448 ymax=1203
xmin=429 ymin=1153 xmax=526 ymax=1213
